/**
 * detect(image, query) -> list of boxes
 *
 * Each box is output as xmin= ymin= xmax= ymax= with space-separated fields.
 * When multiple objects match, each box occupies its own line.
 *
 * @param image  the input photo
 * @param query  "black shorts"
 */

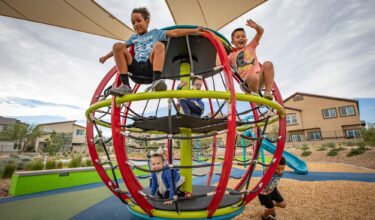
xmin=258 ymin=187 xmax=284 ymax=209
xmin=128 ymin=59 xmax=153 ymax=84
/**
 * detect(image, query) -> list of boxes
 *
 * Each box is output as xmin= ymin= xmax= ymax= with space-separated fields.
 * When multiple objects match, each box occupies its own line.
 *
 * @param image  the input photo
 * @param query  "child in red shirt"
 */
xmin=229 ymin=19 xmax=275 ymax=100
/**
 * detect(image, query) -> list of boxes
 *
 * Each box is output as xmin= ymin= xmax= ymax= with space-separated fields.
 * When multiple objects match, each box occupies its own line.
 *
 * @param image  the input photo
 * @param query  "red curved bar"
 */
xmin=86 ymin=66 xmax=130 ymax=202
xmin=200 ymin=30 xmax=237 ymax=218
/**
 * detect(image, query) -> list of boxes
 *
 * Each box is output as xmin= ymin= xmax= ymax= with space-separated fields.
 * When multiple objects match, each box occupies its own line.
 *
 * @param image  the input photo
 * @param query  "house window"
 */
xmin=308 ymin=131 xmax=321 ymax=140
xmin=76 ymin=129 xmax=84 ymax=136
xmin=290 ymin=134 xmax=302 ymax=142
xmin=293 ymin=95 xmax=303 ymax=101
xmin=346 ymin=129 xmax=361 ymax=138
xmin=339 ymin=106 xmax=355 ymax=117
xmin=286 ymin=114 xmax=297 ymax=125
xmin=0 ymin=125 xmax=3 ymax=132
xmin=322 ymin=108 xmax=337 ymax=119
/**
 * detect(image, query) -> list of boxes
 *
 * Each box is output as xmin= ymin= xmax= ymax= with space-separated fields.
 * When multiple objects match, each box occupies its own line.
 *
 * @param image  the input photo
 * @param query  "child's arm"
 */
xmin=246 ymin=19 xmax=264 ymax=43
xmin=150 ymin=174 xmax=158 ymax=196
xmin=166 ymin=26 xmax=203 ymax=38
xmin=99 ymin=50 xmax=113 ymax=64
xmin=99 ymin=43 xmax=128 ymax=64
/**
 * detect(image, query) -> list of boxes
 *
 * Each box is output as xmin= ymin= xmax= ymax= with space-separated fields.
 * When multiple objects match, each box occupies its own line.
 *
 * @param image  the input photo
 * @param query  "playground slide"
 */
xmin=261 ymin=139 xmax=308 ymax=174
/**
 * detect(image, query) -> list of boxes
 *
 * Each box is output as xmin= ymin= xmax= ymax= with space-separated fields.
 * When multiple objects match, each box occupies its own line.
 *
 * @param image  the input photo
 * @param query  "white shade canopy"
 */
xmin=0 ymin=0 xmax=266 ymax=40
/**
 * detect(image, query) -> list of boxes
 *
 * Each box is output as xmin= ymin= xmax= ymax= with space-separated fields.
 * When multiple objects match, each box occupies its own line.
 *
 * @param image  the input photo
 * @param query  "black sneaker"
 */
xmin=109 ymin=84 xmax=132 ymax=96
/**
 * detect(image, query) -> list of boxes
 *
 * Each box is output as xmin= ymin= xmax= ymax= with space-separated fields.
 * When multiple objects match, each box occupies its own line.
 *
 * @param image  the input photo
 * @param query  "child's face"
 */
xmin=150 ymin=156 xmax=164 ymax=170
xmin=131 ymin=12 xmax=149 ymax=35
xmin=275 ymin=164 xmax=285 ymax=176
xmin=193 ymin=79 xmax=202 ymax=90
xmin=231 ymin=30 xmax=247 ymax=49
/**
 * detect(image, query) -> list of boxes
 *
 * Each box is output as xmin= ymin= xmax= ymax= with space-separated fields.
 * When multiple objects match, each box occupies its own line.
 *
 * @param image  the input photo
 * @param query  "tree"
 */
xmin=43 ymin=131 xmax=72 ymax=156
xmin=5 ymin=122 xmax=28 ymax=151
xmin=24 ymin=124 xmax=42 ymax=152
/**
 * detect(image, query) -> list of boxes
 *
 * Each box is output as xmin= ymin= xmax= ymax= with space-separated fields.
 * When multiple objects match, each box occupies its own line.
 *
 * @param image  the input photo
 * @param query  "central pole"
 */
xmin=179 ymin=62 xmax=192 ymax=193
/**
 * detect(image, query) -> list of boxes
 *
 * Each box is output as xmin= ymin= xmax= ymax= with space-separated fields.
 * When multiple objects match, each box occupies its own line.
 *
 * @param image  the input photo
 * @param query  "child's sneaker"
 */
xmin=263 ymin=91 xmax=273 ymax=100
xmin=145 ymin=79 xmax=167 ymax=92
xmin=240 ymin=82 xmax=251 ymax=94
xmin=109 ymin=84 xmax=132 ymax=96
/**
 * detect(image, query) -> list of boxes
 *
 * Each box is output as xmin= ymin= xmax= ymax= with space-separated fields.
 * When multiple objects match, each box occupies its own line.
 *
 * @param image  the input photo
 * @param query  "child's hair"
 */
xmin=231 ymin=28 xmax=245 ymax=39
xmin=151 ymin=153 xmax=164 ymax=161
xmin=132 ymin=7 xmax=150 ymax=20
xmin=279 ymin=157 xmax=286 ymax=165
xmin=192 ymin=76 xmax=202 ymax=84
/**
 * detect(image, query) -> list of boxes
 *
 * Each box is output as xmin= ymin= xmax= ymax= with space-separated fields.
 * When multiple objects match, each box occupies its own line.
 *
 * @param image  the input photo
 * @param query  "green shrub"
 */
xmin=346 ymin=141 xmax=355 ymax=146
xmin=9 ymin=154 xmax=19 ymax=158
xmin=2 ymin=162 xmax=16 ymax=179
xmin=26 ymin=158 xmax=44 ymax=171
xmin=45 ymin=159 xmax=57 ymax=170
xmin=356 ymin=141 xmax=366 ymax=148
xmin=327 ymin=149 xmax=338 ymax=157
xmin=68 ymin=155 xmax=82 ymax=168
xmin=57 ymin=161 xmax=63 ymax=169
xmin=85 ymin=159 xmax=93 ymax=167
xmin=316 ymin=146 xmax=327 ymax=151
xmin=347 ymin=146 xmax=368 ymax=157
xmin=301 ymin=150 xmax=312 ymax=157
xmin=301 ymin=144 xmax=309 ymax=151
xmin=361 ymin=127 xmax=375 ymax=147
xmin=322 ymin=142 xmax=336 ymax=148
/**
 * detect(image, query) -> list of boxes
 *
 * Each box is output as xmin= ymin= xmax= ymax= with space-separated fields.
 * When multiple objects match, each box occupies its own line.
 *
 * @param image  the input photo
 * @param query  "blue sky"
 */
xmin=0 ymin=0 xmax=374 ymax=126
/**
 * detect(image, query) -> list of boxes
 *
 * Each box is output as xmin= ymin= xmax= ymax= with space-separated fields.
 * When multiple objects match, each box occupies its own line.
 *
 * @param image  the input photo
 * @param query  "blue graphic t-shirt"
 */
xmin=262 ymin=173 xmax=282 ymax=195
xmin=126 ymin=29 xmax=167 ymax=62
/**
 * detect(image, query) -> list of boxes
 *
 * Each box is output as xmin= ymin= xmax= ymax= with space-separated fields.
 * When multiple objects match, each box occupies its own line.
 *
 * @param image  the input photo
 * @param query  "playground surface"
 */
xmin=1 ymin=162 xmax=374 ymax=220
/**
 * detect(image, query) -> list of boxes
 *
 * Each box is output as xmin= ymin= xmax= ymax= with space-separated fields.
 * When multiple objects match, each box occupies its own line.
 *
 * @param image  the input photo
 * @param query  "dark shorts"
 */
xmin=128 ymin=59 xmax=153 ymax=84
xmin=258 ymin=187 xmax=284 ymax=209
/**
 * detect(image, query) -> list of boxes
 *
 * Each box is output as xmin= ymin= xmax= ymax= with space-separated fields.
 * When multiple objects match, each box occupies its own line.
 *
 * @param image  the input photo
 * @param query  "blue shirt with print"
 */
xmin=126 ymin=29 xmax=167 ymax=63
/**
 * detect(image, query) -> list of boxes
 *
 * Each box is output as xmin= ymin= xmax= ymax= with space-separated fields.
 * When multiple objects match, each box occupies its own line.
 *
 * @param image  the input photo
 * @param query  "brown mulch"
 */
xmin=0 ymin=179 xmax=10 ymax=197
xmin=231 ymin=178 xmax=375 ymax=220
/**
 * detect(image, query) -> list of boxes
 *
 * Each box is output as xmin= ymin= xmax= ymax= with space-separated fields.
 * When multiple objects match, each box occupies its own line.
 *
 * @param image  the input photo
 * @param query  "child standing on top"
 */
xmin=100 ymin=7 xmax=202 ymax=96
xmin=229 ymin=19 xmax=275 ymax=100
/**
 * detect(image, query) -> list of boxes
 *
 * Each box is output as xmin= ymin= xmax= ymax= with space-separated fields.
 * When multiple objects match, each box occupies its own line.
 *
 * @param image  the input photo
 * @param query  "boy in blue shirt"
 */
xmin=100 ymin=7 xmax=202 ymax=96
xmin=258 ymin=157 xmax=287 ymax=220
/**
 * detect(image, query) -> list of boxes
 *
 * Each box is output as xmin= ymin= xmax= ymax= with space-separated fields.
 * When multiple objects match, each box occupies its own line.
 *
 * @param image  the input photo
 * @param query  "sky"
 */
xmin=0 ymin=0 xmax=374 ymax=126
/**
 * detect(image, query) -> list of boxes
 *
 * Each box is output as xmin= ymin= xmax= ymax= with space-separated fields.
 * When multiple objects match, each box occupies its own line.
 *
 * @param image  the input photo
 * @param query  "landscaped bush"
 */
xmin=85 ymin=159 xmax=93 ymax=167
xmin=301 ymin=144 xmax=309 ymax=151
xmin=323 ymin=142 xmax=336 ymax=148
xmin=68 ymin=155 xmax=82 ymax=168
xmin=327 ymin=147 xmax=345 ymax=157
xmin=57 ymin=161 xmax=63 ymax=169
xmin=316 ymin=146 xmax=327 ymax=151
xmin=347 ymin=146 xmax=369 ymax=157
xmin=361 ymin=127 xmax=375 ymax=147
xmin=356 ymin=141 xmax=366 ymax=148
xmin=45 ymin=159 xmax=57 ymax=170
xmin=26 ymin=158 xmax=44 ymax=171
xmin=2 ymin=162 xmax=16 ymax=179
xmin=345 ymin=141 xmax=355 ymax=146
xmin=301 ymin=150 xmax=312 ymax=157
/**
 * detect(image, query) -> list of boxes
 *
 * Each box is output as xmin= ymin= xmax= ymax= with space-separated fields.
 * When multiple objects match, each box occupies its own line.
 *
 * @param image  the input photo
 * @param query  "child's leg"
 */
xmin=275 ymin=200 xmax=286 ymax=208
xmin=113 ymin=42 xmax=133 ymax=74
xmin=149 ymin=42 xmax=165 ymax=78
xmin=259 ymin=61 xmax=274 ymax=95
xmin=179 ymin=99 xmax=192 ymax=115
xmin=242 ymin=71 xmax=259 ymax=93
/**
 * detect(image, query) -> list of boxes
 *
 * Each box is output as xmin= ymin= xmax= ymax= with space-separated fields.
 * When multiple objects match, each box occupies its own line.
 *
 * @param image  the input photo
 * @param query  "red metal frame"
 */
xmin=86 ymin=66 xmax=129 ymax=202
xmin=200 ymin=30 xmax=237 ymax=218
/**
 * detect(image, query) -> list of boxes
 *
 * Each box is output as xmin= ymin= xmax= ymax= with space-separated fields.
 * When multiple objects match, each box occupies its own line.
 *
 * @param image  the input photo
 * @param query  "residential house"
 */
xmin=0 ymin=116 xmax=20 ymax=152
xmin=35 ymin=120 xmax=87 ymax=152
xmin=283 ymin=92 xmax=365 ymax=142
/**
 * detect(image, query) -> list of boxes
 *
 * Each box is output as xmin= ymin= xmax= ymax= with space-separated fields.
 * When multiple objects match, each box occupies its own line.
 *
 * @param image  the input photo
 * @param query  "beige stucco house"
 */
xmin=283 ymin=92 xmax=365 ymax=142
xmin=35 ymin=120 xmax=86 ymax=152
xmin=0 ymin=116 xmax=22 ymax=152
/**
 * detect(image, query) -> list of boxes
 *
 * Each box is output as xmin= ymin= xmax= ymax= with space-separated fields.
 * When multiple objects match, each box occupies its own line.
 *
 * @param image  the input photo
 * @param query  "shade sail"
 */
xmin=0 ymin=0 xmax=133 ymax=40
xmin=166 ymin=0 xmax=266 ymax=30
xmin=0 ymin=0 xmax=266 ymax=40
